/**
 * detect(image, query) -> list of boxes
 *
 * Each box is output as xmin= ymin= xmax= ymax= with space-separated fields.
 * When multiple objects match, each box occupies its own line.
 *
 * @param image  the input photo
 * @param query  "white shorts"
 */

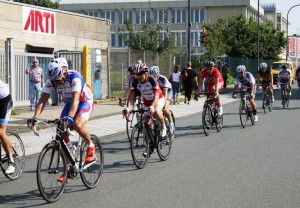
xmin=143 ymin=97 xmax=165 ymax=116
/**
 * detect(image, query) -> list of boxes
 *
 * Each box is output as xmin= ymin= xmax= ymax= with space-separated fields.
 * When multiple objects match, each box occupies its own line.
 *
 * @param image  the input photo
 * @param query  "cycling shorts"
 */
xmin=60 ymin=100 xmax=94 ymax=121
xmin=143 ymin=97 xmax=165 ymax=116
xmin=0 ymin=94 xmax=13 ymax=125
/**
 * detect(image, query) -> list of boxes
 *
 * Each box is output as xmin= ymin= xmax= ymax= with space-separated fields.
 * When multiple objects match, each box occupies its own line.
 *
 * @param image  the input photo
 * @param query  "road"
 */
xmin=1 ymin=87 xmax=300 ymax=208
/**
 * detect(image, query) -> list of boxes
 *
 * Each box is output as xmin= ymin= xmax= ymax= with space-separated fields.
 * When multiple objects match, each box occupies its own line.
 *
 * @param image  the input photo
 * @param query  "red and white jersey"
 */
xmin=130 ymin=75 xmax=163 ymax=106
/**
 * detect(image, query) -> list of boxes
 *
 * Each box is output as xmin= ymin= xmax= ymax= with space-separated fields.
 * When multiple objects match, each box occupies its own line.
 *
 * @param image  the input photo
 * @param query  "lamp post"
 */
xmin=187 ymin=0 xmax=191 ymax=62
xmin=257 ymin=0 xmax=260 ymax=70
xmin=286 ymin=4 xmax=300 ymax=61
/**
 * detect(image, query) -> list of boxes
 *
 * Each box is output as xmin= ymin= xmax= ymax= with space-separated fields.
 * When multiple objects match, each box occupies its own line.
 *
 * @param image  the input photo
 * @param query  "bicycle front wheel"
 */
xmin=215 ymin=115 xmax=223 ymax=132
xmin=0 ymin=132 xmax=25 ymax=180
xmin=80 ymin=134 xmax=104 ymax=189
xmin=126 ymin=111 xmax=136 ymax=141
xmin=239 ymin=101 xmax=247 ymax=128
xmin=202 ymin=105 xmax=212 ymax=136
xmin=130 ymin=124 xmax=149 ymax=169
xmin=36 ymin=142 xmax=67 ymax=203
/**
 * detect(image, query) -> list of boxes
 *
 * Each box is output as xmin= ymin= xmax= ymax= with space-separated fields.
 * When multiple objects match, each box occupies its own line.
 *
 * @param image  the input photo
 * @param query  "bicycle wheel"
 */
xmin=262 ymin=92 xmax=267 ymax=114
xmin=215 ymin=114 xmax=223 ymax=132
xmin=126 ymin=111 xmax=137 ymax=141
xmin=248 ymin=104 xmax=255 ymax=125
xmin=157 ymin=124 xmax=172 ymax=161
xmin=36 ymin=142 xmax=67 ymax=203
xmin=202 ymin=105 xmax=212 ymax=136
xmin=80 ymin=134 xmax=104 ymax=189
xmin=0 ymin=132 xmax=25 ymax=180
xmin=130 ymin=124 xmax=149 ymax=169
xmin=239 ymin=101 xmax=247 ymax=128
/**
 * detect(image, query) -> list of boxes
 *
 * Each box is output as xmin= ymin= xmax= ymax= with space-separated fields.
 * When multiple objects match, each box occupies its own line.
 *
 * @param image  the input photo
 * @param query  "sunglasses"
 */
xmin=206 ymin=67 xmax=213 ymax=71
xmin=33 ymin=61 xmax=38 ymax=64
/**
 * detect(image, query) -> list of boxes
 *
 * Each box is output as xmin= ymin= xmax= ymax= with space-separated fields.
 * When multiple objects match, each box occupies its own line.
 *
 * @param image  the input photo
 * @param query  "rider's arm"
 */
xmin=33 ymin=92 xmax=50 ymax=119
xmin=197 ymin=78 xmax=204 ymax=93
xmin=215 ymin=77 xmax=220 ymax=95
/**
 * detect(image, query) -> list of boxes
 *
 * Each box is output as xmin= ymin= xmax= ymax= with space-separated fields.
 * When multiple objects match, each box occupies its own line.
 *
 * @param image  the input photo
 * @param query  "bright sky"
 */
xmin=260 ymin=0 xmax=300 ymax=35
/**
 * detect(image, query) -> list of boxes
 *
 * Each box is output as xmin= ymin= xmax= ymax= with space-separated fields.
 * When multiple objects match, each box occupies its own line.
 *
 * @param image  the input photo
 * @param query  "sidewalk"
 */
xmin=8 ymin=86 xmax=241 ymax=156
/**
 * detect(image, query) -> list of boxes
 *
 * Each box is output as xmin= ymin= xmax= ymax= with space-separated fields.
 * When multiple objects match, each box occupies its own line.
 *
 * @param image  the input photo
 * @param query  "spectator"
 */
xmin=25 ymin=58 xmax=44 ymax=111
xmin=181 ymin=62 xmax=198 ymax=104
xmin=170 ymin=64 xmax=181 ymax=104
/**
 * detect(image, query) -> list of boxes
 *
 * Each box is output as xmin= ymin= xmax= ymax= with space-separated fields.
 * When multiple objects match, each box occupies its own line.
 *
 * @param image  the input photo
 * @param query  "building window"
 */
xmin=118 ymin=34 xmax=128 ymax=48
xmin=171 ymin=9 xmax=186 ymax=23
xmin=136 ymin=10 xmax=151 ymax=24
xmin=110 ymin=33 xmax=116 ymax=48
xmin=88 ymin=11 xmax=98 ymax=17
xmin=119 ymin=11 xmax=133 ymax=24
xmin=101 ymin=11 xmax=116 ymax=24
xmin=172 ymin=31 xmax=186 ymax=46
xmin=154 ymin=10 xmax=168 ymax=23
xmin=191 ymin=9 xmax=204 ymax=23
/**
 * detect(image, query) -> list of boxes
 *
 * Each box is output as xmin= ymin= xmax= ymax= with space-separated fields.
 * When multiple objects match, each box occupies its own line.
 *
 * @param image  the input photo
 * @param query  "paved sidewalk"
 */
xmin=8 ymin=87 xmax=243 ymax=156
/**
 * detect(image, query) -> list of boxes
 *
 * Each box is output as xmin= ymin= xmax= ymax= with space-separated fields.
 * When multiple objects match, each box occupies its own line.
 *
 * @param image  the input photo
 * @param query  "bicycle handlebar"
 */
xmin=31 ymin=119 xmax=75 ymax=137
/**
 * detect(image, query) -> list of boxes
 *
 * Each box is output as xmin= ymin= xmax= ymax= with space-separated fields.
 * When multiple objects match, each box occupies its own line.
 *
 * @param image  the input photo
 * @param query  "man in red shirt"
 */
xmin=196 ymin=61 xmax=224 ymax=115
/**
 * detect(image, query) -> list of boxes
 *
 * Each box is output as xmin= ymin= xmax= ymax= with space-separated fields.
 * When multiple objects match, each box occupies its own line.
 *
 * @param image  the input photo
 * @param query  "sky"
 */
xmin=260 ymin=0 xmax=300 ymax=36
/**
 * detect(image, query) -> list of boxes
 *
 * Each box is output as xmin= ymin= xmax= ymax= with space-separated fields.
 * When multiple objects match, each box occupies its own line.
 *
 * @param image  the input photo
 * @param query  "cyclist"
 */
xmin=27 ymin=58 xmax=95 ymax=182
xmin=277 ymin=64 xmax=292 ymax=103
xmin=0 ymin=79 xmax=15 ymax=174
xmin=124 ymin=64 xmax=167 ymax=137
xmin=196 ymin=61 xmax=224 ymax=116
xmin=119 ymin=65 xmax=136 ymax=107
xmin=256 ymin=62 xmax=274 ymax=102
xmin=232 ymin=65 xmax=258 ymax=122
xmin=148 ymin=66 xmax=175 ymax=134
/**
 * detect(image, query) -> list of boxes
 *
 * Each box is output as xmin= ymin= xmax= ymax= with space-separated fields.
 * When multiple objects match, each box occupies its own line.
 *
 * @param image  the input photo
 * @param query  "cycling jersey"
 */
xmin=0 ymin=80 xmax=13 ymax=125
xmin=278 ymin=70 xmax=290 ymax=84
xmin=130 ymin=74 xmax=163 ymax=106
xmin=125 ymin=74 xmax=135 ymax=90
xmin=258 ymin=68 xmax=272 ymax=82
xmin=157 ymin=75 xmax=173 ymax=100
xmin=43 ymin=70 xmax=94 ymax=120
xmin=200 ymin=68 xmax=224 ymax=92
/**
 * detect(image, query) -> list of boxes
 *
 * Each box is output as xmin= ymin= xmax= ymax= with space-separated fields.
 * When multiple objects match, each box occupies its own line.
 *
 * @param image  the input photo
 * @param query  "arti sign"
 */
xmin=23 ymin=7 xmax=55 ymax=35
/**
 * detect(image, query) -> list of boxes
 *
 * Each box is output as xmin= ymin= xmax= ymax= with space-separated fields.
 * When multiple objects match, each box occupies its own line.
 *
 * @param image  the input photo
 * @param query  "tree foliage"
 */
xmin=205 ymin=14 xmax=286 ymax=60
xmin=16 ymin=0 xmax=60 ymax=9
xmin=118 ymin=18 xmax=176 ymax=53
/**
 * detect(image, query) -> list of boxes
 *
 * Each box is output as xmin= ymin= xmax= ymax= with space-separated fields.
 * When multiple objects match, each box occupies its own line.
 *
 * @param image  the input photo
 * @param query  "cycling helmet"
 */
xmin=133 ymin=63 xmax=148 ymax=74
xmin=204 ymin=61 xmax=214 ymax=68
xmin=58 ymin=57 xmax=68 ymax=68
xmin=148 ymin=66 xmax=160 ymax=76
xmin=236 ymin=65 xmax=246 ymax=73
xmin=128 ymin=65 xmax=134 ymax=73
xmin=281 ymin=64 xmax=287 ymax=69
xmin=259 ymin=62 xmax=267 ymax=69
xmin=48 ymin=61 xmax=63 ymax=81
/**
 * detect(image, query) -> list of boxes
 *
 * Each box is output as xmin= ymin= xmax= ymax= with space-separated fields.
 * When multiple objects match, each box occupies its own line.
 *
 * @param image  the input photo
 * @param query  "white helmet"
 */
xmin=48 ymin=61 xmax=63 ymax=81
xmin=236 ymin=65 xmax=246 ymax=73
xmin=259 ymin=62 xmax=267 ymax=69
xmin=149 ymin=66 xmax=160 ymax=76
xmin=58 ymin=57 xmax=68 ymax=68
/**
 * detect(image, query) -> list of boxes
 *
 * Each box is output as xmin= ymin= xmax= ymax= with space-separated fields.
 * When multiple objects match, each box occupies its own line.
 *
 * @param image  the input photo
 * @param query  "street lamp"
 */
xmin=286 ymin=4 xmax=300 ymax=61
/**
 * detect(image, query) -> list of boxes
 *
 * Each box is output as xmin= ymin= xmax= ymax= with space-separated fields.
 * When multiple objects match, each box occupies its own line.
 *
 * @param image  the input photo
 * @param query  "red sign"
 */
xmin=23 ymin=7 xmax=55 ymax=35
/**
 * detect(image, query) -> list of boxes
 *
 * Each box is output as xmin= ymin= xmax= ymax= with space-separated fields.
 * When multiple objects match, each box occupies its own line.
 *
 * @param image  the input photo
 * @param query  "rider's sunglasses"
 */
xmin=206 ymin=67 xmax=213 ymax=71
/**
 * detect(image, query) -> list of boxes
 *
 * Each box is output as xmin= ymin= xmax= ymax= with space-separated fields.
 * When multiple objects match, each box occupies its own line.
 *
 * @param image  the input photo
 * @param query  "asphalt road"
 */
xmin=1 ymin=87 xmax=300 ymax=208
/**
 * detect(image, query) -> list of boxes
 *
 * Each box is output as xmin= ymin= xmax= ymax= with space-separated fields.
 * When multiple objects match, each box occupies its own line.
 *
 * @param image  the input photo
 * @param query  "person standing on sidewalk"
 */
xmin=0 ymin=79 xmax=15 ymax=174
xmin=181 ymin=62 xmax=198 ymax=104
xmin=169 ymin=64 xmax=181 ymax=105
xmin=25 ymin=58 xmax=44 ymax=111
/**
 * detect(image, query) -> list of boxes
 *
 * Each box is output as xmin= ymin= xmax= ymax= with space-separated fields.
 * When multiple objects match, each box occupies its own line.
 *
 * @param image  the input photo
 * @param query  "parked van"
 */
xmin=271 ymin=61 xmax=295 ymax=84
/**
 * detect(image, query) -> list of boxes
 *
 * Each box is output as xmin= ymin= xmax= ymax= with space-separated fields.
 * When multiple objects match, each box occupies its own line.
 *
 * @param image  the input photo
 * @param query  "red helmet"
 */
xmin=133 ymin=64 xmax=148 ymax=74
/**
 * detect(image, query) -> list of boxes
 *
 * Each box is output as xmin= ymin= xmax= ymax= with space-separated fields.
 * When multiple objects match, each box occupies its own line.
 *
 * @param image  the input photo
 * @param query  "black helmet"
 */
xmin=281 ymin=65 xmax=287 ymax=69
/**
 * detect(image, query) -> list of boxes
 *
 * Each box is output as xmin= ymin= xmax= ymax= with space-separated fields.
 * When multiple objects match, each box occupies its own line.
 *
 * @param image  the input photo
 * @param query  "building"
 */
xmin=60 ymin=0 xmax=264 ymax=56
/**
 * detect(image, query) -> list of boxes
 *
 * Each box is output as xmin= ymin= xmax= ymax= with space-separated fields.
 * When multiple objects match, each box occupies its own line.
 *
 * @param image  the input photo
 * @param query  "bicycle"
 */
xmin=196 ymin=92 xmax=223 ymax=136
xmin=0 ymin=132 xmax=25 ymax=180
xmin=260 ymin=83 xmax=272 ymax=114
xmin=279 ymin=83 xmax=290 ymax=108
xmin=126 ymin=109 xmax=172 ymax=169
xmin=235 ymin=90 xmax=255 ymax=128
xmin=124 ymin=96 xmax=143 ymax=141
xmin=32 ymin=119 xmax=104 ymax=203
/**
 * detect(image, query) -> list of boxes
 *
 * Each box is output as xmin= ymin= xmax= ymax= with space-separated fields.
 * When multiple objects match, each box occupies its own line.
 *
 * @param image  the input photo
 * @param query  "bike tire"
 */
xmin=36 ymin=142 xmax=67 ymax=203
xmin=239 ymin=101 xmax=247 ymax=128
xmin=215 ymin=115 xmax=223 ymax=132
xmin=165 ymin=110 xmax=175 ymax=142
xmin=202 ymin=105 xmax=212 ymax=136
xmin=126 ymin=111 xmax=135 ymax=141
xmin=130 ymin=124 xmax=149 ymax=169
xmin=157 ymin=122 xmax=172 ymax=161
xmin=262 ymin=92 xmax=267 ymax=114
xmin=248 ymin=104 xmax=255 ymax=125
xmin=0 ymin=132 xmax=25 ymax=180
xmin=80 ymin=134 xmax=104 ymax=189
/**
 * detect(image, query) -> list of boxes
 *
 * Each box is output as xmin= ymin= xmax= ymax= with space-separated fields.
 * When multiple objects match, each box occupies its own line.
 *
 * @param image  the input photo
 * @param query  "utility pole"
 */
xmin=257 ymin=0 xmax=260 ymax=70
xmin=187 ymin=0 xmax=191 ymax=62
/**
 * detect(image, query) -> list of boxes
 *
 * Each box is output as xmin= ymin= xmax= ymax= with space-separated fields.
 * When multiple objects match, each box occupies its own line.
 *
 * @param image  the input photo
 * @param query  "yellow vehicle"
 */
xmin=271 ymin=61 xmax=295 ymax=84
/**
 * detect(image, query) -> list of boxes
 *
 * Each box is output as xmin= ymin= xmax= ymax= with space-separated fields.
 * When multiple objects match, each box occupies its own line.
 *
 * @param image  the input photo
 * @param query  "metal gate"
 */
xmin=54 ymin=51 xmax=82 ymax=73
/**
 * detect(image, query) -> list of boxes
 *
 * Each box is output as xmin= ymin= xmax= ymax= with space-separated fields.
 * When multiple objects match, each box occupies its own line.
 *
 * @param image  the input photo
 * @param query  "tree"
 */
xmin=205 ymin=14 xmax=286 ymax=60
xmin=118 ymin=17 xmax=176 ymax=53
xmin=16 ymin=0 xmax=60 ymax=9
